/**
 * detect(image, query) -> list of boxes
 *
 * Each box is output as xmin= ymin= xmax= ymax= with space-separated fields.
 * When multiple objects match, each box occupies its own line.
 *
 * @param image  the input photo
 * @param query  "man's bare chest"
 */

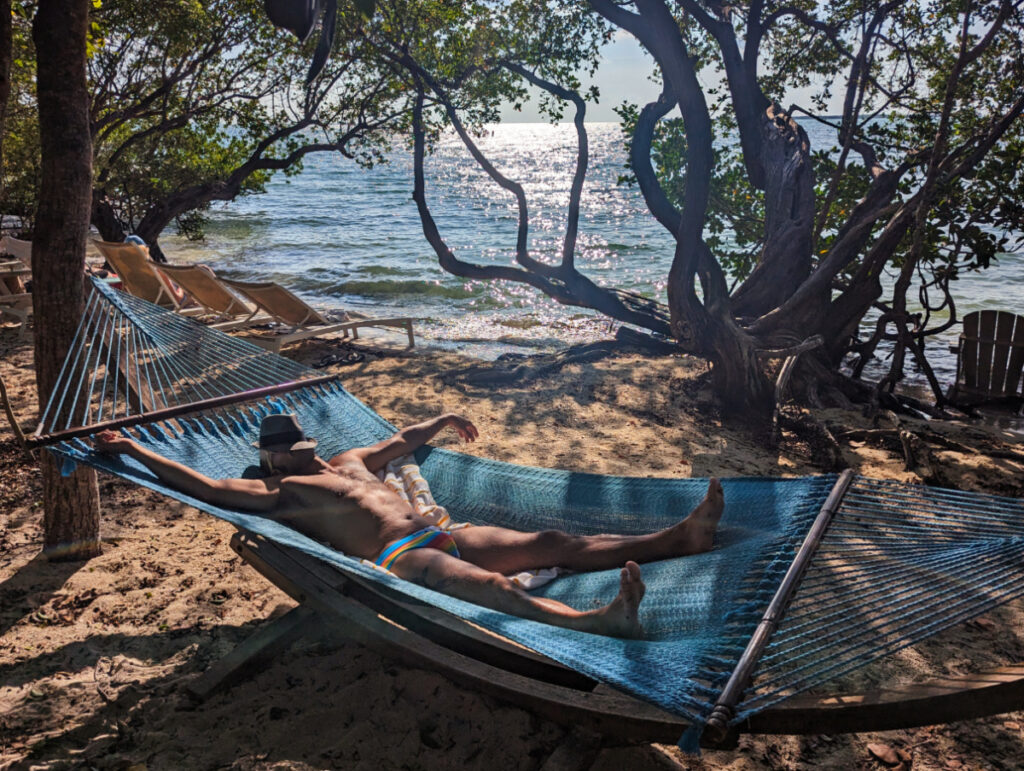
xmin=270 ymin=466 xmax=418 ymax=555
xmin=277 ymin=467 xmax=403 ymax=515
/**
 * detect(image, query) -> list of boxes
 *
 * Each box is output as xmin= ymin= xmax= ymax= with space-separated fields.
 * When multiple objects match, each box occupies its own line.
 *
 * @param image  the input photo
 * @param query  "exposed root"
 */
xmin=443 ymin=341 xmax=628 ymax=387
xmin=899 ymin=429 xmax=938 ymax=483
xmin=836 ymin=426 xmax=1024 ymax=466
xmin=778 ymin=408 xmax=847 ymax=471
xmin=445 ymin=327 xmax=683 ymax=387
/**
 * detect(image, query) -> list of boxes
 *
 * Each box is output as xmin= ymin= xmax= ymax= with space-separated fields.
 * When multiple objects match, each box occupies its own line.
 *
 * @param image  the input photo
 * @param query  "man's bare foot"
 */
xmin=599 ymin=561 xmax=646 ymax=638
xmin=674 ymin=478 xmax=725 ymax=554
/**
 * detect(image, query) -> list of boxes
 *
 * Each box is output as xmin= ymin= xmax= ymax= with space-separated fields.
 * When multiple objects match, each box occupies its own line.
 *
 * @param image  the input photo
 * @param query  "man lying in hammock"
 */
xmin=94 ymin=412 xmax=724 ymax=638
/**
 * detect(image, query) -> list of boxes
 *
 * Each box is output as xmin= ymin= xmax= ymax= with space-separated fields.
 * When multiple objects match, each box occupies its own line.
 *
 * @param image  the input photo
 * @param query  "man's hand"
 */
xmin=446 ymin=414 xmax=479 ymax=443
xmin=348 ymin=412 xmax=480 ymax=472
xmin=93 ymin=429 xmax=137 ymax=455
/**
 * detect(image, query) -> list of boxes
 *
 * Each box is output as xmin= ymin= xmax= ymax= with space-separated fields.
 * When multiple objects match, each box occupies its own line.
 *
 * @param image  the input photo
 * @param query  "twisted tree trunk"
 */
xmin=592 ymin=0 xmax=775 ymax=426
xmin=728 ymin=107 xmax=816 ymax=319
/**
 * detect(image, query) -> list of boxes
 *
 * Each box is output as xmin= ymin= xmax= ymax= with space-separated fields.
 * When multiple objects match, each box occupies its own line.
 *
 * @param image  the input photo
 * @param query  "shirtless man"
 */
xmin=94 ymin=412 xmax=724 ymax=638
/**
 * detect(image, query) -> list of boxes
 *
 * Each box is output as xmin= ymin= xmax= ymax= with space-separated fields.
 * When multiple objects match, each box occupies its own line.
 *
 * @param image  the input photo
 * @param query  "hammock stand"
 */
xmin=28 ymin=277 xmax=1024 ymax=751
xmin=198 ymin=527 xmax=1024 ymax=751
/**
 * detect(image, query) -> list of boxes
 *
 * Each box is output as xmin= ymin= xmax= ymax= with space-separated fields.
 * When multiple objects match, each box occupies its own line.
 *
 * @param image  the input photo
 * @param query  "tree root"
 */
xmin=444 ymin=327 xmax=681 ymax=387
xmin=898 ymin=429 xmax=939 ymax=484
xmin=875 ymin=390 xmax=952 ymax=420
xmin=444 ymin=341 xmax=627 ymax=387
xmin=0 ymin=370 xmax=34 ymax=460
xmin=837 ymin=426 xmax=1024 ymax=466
xmin=778 ymin=409 xmax=847 ymax=471
xmin=612 ymin=326 xmax=680 ymax=354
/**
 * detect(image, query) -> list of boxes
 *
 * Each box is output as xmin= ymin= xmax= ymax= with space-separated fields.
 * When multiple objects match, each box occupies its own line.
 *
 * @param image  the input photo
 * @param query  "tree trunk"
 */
xmin=91 ymin=189 xmax=128 ymax=242
xmin=33 ymin=0 xmax=101 ymax=561
xmin=729 ymin=107 xmax=816 ymax=318
xmin=708 ymin=318 xmax=774 ymax=431
xmin=0 ymin=0 xmax=12 ymax=202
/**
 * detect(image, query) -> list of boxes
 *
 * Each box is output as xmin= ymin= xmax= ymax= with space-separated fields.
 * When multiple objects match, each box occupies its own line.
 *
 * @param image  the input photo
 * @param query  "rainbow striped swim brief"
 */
xmin=374 ymin=526 xmax=461 ymax=571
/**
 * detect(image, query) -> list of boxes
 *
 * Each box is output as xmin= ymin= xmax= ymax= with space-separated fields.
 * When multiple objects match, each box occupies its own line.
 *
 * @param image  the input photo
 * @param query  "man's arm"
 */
xmin=94 ymin=430 xmax=279 ymax=512
xmin=338 ymin=413 xmax=479 ymax=474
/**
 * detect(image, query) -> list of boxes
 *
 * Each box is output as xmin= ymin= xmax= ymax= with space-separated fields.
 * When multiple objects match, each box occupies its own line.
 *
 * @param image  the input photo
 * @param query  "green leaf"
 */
xmin=352 ymin=0 xmax=375 ymax=19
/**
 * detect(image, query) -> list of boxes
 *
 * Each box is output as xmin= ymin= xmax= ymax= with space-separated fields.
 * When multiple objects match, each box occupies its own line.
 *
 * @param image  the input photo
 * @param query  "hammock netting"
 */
xmin=38 ymin=278 xmax=1024 ymax=746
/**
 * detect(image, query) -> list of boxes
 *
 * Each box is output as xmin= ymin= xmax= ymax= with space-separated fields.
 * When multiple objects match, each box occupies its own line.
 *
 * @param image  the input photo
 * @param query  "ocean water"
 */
xmin=161 ymin=122 xmax=1023 ymax=391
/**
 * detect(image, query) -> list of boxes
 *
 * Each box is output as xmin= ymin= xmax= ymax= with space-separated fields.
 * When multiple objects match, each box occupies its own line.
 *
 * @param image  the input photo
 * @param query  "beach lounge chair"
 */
xmin=0 ymin=235 xmax=32 ymax=267
xmin=26 ymin=277 xmax=1024 ymax=752
xmin=93 ymin=240 xmax=202 ymax=315
xmin=219 ymin=276 xmax=415 ymax=352
xmin=152 ymin=263 xmax=268 ymax=331
xmin=947 ymin=309 xmax=1024 ymax=408
xmin=0 ymin=261 xmax=31 ymax=338
xmin=0 ymin=237 xmax=32 ymax=337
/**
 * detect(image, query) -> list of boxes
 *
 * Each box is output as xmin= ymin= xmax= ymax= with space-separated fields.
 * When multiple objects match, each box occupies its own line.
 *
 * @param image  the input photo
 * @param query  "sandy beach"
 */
xmin=3 ymin=324 xmax=1024 ymax=771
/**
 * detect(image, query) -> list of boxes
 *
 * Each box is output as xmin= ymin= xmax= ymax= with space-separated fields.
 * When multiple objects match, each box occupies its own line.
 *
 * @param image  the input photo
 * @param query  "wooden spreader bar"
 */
xmin=27 ymin=374 xmax=340 ymax=449
xmin=703 ymin=469 xmax=856 ymax=744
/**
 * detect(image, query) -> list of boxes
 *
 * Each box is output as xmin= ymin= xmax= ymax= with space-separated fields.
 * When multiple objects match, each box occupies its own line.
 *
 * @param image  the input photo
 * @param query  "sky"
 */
xmin=500 ymin=33 xmax=662 ymax=123
xmin=499 ymin=32 xmax=844 ymax=123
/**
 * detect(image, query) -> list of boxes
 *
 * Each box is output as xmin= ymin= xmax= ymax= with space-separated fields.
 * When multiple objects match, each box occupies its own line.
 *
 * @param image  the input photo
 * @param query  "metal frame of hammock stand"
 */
xmin=26 ymin=374 xmax=340 ymax=449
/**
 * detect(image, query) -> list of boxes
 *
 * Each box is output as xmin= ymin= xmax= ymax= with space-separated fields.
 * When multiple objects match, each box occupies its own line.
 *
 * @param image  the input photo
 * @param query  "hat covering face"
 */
xmin=252 ymin=413 xmax=318 ymax=453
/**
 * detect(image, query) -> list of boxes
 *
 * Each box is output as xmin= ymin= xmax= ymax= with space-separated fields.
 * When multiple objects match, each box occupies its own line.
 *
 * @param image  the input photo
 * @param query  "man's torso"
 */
xmin=269 ymin=458 xmax=438 ymax=558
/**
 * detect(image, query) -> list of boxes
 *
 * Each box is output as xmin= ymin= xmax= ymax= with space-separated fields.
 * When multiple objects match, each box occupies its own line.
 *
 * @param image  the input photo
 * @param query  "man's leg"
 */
xmin=389 ymin=549 xmax=646 ymax=638
xmin=452 ymin=478 xmax=725 ymax=575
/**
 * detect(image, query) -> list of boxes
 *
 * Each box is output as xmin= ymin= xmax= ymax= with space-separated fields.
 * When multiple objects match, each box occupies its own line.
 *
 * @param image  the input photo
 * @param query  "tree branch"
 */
xmin=503 ymin=62 xmax=588 ymax=272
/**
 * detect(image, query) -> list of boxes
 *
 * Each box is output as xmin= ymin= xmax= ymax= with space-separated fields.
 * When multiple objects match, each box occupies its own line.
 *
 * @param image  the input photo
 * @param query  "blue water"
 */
xmin=161 ymin=122 xmax=1023 ymax=389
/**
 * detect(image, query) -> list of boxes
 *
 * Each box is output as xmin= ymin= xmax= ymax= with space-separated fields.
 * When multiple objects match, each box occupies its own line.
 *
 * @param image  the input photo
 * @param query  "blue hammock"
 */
xmin=34 ymin=278 xmax=1024 ymax=748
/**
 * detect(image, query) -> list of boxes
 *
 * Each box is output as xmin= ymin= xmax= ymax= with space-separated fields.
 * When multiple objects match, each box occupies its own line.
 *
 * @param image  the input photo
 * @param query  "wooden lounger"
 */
xmin=0 ymin=236 xmax=32 ymax=267
xmin=93 ymin=240 xmax=203 ymax=316
xmin=152 ymin=262 xmax=269 ymax=331
xmin=186 ymin=530 xmax=1024 ymax=750
xmin=219 ymin=277 xmax=416 ymax=352
xmin=0 ymin=260 xmax=31 ymax=338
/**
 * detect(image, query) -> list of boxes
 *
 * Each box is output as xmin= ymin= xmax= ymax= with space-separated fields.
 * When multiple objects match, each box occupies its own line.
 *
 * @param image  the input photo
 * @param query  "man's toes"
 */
xmin=707 ymin=477 xmax=723 ymax=501
xmin=621 ymin=561 xmax=645 ymax=601
xmin=624 ymin=560 xmax=642 ymax=583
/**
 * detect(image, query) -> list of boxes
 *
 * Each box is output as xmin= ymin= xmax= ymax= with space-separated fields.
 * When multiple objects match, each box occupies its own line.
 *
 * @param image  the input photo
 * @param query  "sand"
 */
xmin=2 ymin=324 xmax=1024 ymax=771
